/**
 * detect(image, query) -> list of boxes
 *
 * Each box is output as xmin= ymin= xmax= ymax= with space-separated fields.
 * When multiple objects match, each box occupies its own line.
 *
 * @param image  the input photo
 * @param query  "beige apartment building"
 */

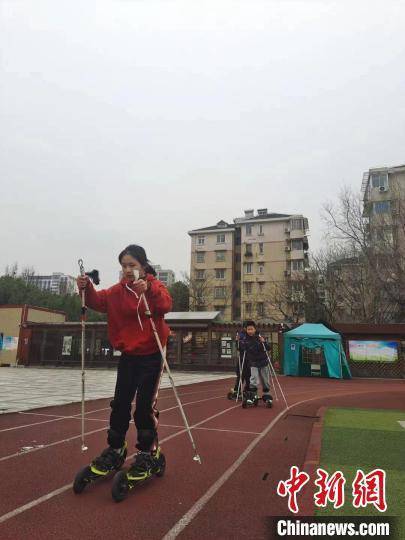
xmin=188 ymin=209 xmax=309 ymax=322
xmin=362 ymin=164 xmax=405 ymax=246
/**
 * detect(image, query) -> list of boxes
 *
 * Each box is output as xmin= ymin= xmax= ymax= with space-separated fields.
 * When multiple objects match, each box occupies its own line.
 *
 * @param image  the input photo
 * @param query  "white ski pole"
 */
xmin=260 ymin=337 xmax=289 ymax=409
xmin=78 ymin=259 xmax=88 ymax=452
xmin=135 ymin=271 xmax=201 ymax=464
xmin=236 ymin=351 xmax=246 ymax=403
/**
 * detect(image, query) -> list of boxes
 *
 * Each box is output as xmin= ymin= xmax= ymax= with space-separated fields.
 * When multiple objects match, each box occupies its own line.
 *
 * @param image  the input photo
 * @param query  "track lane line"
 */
xmin=162 ymin=387 xmax=401 ymax=539
xmin=0 ymin=403 xmax=239 ymax=524
xmin=0 ymin=385 xmax=229 ymax=433
xmin=0 ymin=395 xmax=225 ymax=463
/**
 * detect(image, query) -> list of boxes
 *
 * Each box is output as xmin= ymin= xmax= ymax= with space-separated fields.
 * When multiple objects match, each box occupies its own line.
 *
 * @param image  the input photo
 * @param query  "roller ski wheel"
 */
xmin=262 ymin=395 xmax=273 ymax=408
xmin=242 ymin=397 xmax=257 ymax=408
xmin=73 ymin=443 xmax=127 ymax=494
xmin=111 ymin=470 xmax=130 ymax=502
xmin=73 ymin=465 xmax=93 ymax=494
xmin=112 ymin=449 xmax=166 ymax=503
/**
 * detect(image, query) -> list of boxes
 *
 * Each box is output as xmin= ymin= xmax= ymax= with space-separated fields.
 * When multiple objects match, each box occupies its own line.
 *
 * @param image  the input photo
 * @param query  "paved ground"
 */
xmin=0 ymin=367 xmax=233 ymax=414
xmin=0 ymin=376 xmax=403 ymax=539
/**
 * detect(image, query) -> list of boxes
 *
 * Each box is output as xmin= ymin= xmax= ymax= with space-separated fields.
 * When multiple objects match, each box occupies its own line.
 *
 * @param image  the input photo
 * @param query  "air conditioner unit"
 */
xmin=379 ymin=186 xmax=388 ymax=192
xmin=284 ymin=270 xmax=291 ymax=277
xmin=285 ymin=246 xmax=291 ymax=252
xmin=285 ymin=227 xmax=290 ymax=233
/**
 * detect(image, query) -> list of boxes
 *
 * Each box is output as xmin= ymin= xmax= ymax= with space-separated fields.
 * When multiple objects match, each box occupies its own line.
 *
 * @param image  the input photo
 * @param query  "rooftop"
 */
xmin=189 ymin=220 xmax=235 ymax=234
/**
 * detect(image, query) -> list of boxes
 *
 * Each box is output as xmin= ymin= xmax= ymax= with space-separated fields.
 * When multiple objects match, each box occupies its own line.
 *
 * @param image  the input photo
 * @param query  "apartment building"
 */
xmin=189 ymin=210 xmax=309 ymax=322
xmin=362 ymin=164 xmax=405 ymax=248
xmin=26 ymin=273 xmax=76 ymax=295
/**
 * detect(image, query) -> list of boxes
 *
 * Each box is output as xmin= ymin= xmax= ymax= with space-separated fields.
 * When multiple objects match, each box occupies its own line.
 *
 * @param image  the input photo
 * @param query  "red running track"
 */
xmin=0 ymin=376 xmax=404 ymax=540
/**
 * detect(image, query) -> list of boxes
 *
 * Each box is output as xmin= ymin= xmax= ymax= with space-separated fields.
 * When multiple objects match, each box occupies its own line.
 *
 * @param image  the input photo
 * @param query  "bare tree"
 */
xmin=20 ymin=266 xmax=36 ymax=282
xmin=4 ymin=263 xmax=18 ymax=278
xmin=322 ymin=186 xmax=405 ymax=322
xmin=182 ymin=271 xmax=215 ymax=312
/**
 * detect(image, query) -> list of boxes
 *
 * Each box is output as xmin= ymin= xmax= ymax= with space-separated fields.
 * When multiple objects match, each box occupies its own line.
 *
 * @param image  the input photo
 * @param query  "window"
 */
xmin=217 ymin=233 xmax=225 ymax=244
xmin=214 ymin=286 xmax=226 ymax=299
xmin=215 ymin=269 xmax=225 ymax=279
xmin=245 ymin=245 xmax=253 ymax=256
xmin=257 ymin=303 xmax=264 ymax=316
xmin=292 ymin=239 xmax=303 ymax=251
xmin=197 ymin=235 xmax=205 ymax=245
xmin=196 ymin=252 xmax=205 ymax=263
xmin=214 ymin=306 xmax=225 ymax=317
xmin=258 ymin=282 xmax=264 ymax=293
xmin=292 ymin=260 xmax=304 ymax=271
xmin=246 ymin=224 xmax=252 ymax=236
xmin=291 ymin=218 xmax=303 ymax=230
xmin=292 ymin=282 xmax=304 ymax=293
xmin=196 ymin=270 xmax=205 ymax=280
xmin=371 ymin=172 xmax=388 ymax=189
xmin=245 ymin=282 xmax=252 ymax=294
xmin=258 ymin=224 xmax=264 ymax=236
xmin=259 ymin=243 xmax=264 ymax=254
xmin=258 ymin=263 xmax=264 ymax=274
xmin=374 ymin=227 xmax=394 ymax=245
xmin=235 ymin=271 xmax=241 ymax=280
xmin=235 ymin=254 xmax=241 ymax=262
xmin=245 ymin=303 xmax=252 ymax=314
xmin=245 ymin=263 xmax=253 ymax=274
xmin=216 ymin=251 xmax=226 ymax=262
xmin=373 ymin=201 xmax=391 ymax=214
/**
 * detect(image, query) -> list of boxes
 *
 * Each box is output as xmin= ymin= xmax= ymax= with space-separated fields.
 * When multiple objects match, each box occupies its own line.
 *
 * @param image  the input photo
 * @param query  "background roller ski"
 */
xmin=111 ymin=447 xmax=166 ymax=502
xmin=262 ymin=393 xmax=273 ymax=408
xmin=73 ymin=443 xmax=127 ymax=494
xmin=242 ymin=389 xmax=259 ymax=408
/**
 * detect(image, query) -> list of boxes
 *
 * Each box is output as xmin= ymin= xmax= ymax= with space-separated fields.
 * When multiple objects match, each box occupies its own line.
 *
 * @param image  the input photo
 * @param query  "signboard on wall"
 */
xmin=221 ymin=337 xmax=232 ymax=358
xmin=348 ymin=340 xmax=398 ymax=363
xmin=2 ymin=336 xmax=19 ymax=351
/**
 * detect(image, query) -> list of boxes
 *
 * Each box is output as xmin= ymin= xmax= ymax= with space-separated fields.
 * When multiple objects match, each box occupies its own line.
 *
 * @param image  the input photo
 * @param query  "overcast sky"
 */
xmin=1 ymin=0 xmax=404 ymax=287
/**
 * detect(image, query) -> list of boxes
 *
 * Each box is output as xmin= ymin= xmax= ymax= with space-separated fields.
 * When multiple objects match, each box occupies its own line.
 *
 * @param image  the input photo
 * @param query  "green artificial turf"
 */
xmin=314 ymin=408 xmax=405 ymax=537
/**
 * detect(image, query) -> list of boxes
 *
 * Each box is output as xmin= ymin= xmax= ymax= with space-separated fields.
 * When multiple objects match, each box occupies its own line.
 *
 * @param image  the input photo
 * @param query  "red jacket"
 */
xmin=84 ymin=274 xmax=172 ymax=356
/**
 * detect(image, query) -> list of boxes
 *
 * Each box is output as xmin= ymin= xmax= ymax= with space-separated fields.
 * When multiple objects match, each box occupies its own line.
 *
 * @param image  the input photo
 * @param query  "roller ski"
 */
xmin=73 ymin=443 xmax=127 ymax=494
xmin=111 ymin=447 xmax=166 ymax=502
xmin=262 ymin=393 xmax=273 ymax=408
xmin=242 ymin=389 xmax=259 ymax=408
xmin=227 ymin=388 xmax=238 ymax=400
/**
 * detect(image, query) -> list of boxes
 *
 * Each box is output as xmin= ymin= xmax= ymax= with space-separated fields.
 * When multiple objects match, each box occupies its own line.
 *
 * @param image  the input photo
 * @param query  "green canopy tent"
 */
xmin=283 ymin=323 xmax=351 ymax=379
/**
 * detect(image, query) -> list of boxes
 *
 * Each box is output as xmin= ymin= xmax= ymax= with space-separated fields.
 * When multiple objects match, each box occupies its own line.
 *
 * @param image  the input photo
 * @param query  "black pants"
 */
xmin=107 ymin=352 xmax=163 ymax=452
xmin=233 ymin=352 xmax=251 ymax=392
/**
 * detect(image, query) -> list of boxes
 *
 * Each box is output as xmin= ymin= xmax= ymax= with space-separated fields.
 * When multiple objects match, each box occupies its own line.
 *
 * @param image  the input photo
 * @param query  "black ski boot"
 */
xmin=111 ymin=447 xmax=166 ymax=502
xmin=242 ymin=388 xmax=259 ymax=408
xmin=262 ymin=393 xmax=273 ymax=408
xmin=73 ymin=443 xmax=127 ymax=494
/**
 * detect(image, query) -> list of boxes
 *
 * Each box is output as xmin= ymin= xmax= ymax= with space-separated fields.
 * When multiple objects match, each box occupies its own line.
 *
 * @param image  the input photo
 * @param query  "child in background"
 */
xmin=239 ymin=321 xmax=273 ymax=407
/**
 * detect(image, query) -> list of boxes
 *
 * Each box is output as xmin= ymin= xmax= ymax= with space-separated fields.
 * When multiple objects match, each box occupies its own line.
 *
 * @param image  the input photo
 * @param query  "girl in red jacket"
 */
xmin=76 ymin=245 xmax=172 ymax=482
